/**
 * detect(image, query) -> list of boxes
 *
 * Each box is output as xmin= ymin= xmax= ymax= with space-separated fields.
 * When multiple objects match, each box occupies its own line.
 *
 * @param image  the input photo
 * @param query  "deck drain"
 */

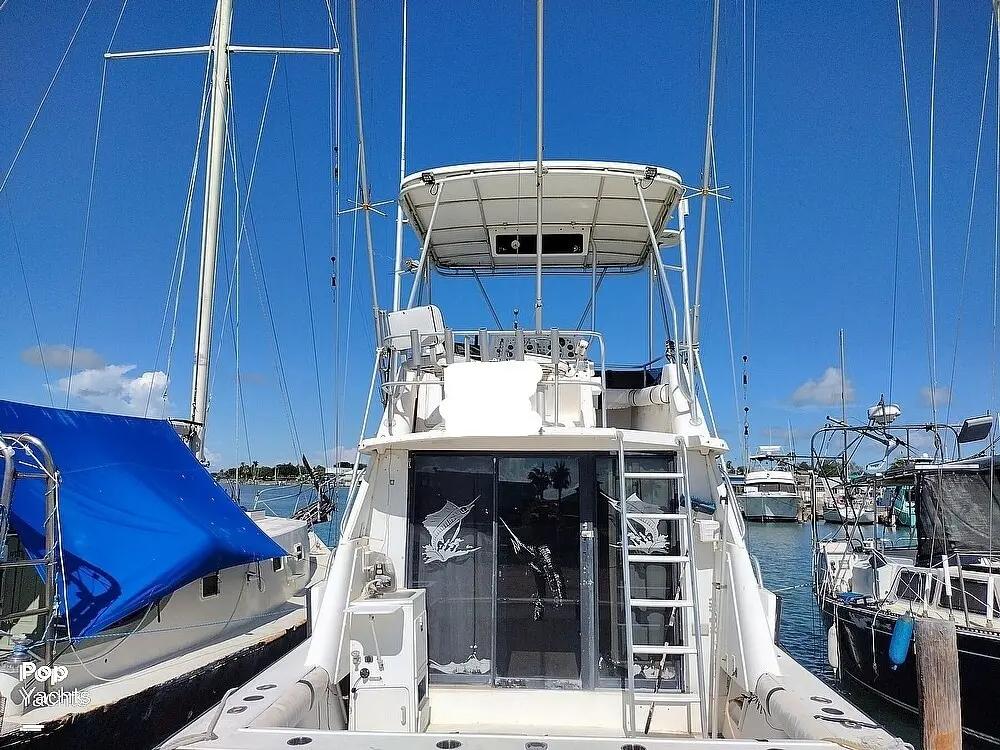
xmin=821 ymin=707 xmax=844 ymax=716
xmin=287 ymin=739 xmax=313 ymax=746
xmin=526 ymin=743 xmax=548 ymax=750
xmin=436 ymin=741 xmax=462 ymax=749
xmin=226 ymin=706 xmax=248 ymax=714
xmin=243 ymin=695 xmax=265 ymax=702
xmin=810 ymin=696 xmax=832 ymax=704
xmin=257 ymin=683 xmax=278 ymax=690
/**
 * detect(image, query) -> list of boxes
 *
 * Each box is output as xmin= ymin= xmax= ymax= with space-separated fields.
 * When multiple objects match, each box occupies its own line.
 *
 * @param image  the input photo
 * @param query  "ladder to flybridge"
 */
xmin=615 ymin=433 xmax=708 ymax=738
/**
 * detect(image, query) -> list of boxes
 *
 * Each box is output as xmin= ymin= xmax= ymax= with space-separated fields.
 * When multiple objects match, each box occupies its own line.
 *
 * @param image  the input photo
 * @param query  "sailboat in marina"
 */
xmin=161 ymin=2 xmax=906 ymax=747
xmin=0 ymin=2 xmax=335 ymax=745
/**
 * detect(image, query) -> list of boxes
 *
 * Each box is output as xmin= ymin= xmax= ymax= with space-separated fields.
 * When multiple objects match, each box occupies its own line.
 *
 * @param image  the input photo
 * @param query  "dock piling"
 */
xmin=915 ymin=617 xmax=962 ymax=750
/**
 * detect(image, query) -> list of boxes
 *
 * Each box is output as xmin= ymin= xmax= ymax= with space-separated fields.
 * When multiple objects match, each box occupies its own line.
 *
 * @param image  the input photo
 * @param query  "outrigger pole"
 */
xmin=533 ymin=0 xmax=544 ymax=332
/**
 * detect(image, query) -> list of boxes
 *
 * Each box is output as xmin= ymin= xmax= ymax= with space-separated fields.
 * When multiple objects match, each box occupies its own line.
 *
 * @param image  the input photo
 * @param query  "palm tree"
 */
xmin=549 ymin=462 xmax=571 ymax=504
xmin=527 ymin=466 xmax=551 ymax=499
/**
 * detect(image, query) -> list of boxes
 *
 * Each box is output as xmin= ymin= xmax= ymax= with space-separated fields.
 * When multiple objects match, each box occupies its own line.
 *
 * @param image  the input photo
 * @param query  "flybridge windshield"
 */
xmin=916 ymin=469 xmax=1000 ymax=566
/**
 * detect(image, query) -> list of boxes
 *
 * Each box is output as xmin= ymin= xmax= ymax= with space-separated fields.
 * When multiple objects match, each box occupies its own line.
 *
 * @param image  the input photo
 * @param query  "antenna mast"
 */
xmin=392 ymin=0 xmax=408 ymax=312
xmin=533 ymin=0 xmax=544 ymax=332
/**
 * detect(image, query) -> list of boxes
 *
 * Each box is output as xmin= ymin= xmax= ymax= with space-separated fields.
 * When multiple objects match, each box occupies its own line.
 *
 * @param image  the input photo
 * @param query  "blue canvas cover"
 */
xmin=0 ymin=400 xmax=287 ymax=639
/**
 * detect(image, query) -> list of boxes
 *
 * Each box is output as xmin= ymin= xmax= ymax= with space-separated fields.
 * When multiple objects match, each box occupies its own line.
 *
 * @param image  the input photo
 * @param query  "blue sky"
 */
xmin=2 ymin=1 xmax=999 ymax=468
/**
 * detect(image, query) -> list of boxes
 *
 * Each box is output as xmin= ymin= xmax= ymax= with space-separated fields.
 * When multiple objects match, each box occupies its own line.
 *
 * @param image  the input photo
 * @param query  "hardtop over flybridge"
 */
xmin=162 ymin=160 xmax=906 ymax=749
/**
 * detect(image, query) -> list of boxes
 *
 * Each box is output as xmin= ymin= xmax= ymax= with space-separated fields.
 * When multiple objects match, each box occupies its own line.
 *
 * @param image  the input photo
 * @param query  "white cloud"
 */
xmin=920 ymin=385 xmax=951 ymax=408
xmin=791 ymin=367 xmax=855 ymax=407
xmin=20 ymin=344 xmax=104 ymax=370
xmin=53 ymin=364 xmax=169 ymax=417
xmin=325 ymin=445 xmax=358 ymax=467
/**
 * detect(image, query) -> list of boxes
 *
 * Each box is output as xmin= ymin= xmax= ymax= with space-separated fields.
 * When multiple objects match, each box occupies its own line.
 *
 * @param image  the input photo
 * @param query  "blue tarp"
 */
xmin=0 ymin=400 xmax=286 ymax=639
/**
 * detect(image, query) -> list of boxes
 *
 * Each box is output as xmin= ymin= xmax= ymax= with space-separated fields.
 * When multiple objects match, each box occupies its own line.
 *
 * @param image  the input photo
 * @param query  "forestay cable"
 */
xmin=945 ymin=12 xmax=995 ymax=424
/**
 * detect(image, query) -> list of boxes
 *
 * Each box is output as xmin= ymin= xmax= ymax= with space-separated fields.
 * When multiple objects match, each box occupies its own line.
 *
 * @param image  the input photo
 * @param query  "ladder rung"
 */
xmin=623 ymin=472 xmax=684 ymax=481
xmin=631 ymin=644 xmax=697 ymax=655
xmin=628 ymin=554 xmax=689 ymax=564
xmin=626 ymin=512 xmax=685 ymax=521
xmin=631 ymin=598 xmax=693 ymax=609
xmin=633 ymin=692 xmax=702 ymax=704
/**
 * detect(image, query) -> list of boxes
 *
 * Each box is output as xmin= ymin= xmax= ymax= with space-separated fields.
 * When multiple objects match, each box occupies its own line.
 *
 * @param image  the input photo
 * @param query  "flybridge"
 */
xmin=398 ymin=161 xmax=683 ymax=273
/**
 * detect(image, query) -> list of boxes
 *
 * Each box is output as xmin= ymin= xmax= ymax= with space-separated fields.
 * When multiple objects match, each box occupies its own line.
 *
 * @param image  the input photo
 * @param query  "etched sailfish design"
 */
xmin=422 ymin=497 xmax=481 ymax=563
xmin=601 ymin=490 xmax=671 ymax=553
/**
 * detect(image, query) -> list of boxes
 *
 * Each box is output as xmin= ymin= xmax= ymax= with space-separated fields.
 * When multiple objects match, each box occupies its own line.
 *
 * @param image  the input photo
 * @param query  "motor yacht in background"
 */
xmin=822 ymin=492 xmax=876 ymax=525
xmin=740 ymin=447 xmax=800 ymax=521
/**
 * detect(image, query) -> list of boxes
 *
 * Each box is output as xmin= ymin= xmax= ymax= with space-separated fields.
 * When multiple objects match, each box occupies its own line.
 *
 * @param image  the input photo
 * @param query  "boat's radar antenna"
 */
xmin=868 ymin=400 xmax=901 ymax=426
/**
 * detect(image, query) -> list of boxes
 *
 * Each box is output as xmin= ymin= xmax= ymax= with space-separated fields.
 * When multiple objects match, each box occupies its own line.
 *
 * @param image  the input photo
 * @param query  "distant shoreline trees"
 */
xmin=213 ymin=460 xmax=359 ymax=482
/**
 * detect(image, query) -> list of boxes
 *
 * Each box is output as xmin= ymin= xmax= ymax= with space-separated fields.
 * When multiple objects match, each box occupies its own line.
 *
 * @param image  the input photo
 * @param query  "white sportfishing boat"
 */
xmin=0 ymin=1 xmax=335 ymax=745
xmin=162 ymin=161 xmax=905 ymax=747
xmin=740 ymin=447 xmax=800 ymax=522
xmin=160 ymin=5 xmax=906 ymax=743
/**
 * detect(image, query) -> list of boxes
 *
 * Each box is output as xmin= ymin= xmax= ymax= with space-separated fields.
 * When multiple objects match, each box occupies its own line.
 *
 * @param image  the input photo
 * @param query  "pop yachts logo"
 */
xmin=10 ymin=663 xmax=92 ymax=708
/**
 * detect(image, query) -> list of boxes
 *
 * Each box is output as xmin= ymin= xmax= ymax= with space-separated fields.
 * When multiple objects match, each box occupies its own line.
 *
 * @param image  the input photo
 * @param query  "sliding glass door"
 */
xmin=408 ymin=451 xmax=680 ymax=690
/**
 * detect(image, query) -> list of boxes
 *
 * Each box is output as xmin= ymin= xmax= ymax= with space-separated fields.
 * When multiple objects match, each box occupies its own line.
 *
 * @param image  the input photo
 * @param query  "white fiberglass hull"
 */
xmin=823 ymin=503 xmax=876 ymax=525
xmin=741 ymin=493 xmax=800 ymax=521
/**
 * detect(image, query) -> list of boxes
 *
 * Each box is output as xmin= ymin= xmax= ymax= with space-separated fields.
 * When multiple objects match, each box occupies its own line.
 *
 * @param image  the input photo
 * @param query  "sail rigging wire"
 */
xmin=740 ymin=0 xmax=757 ymax=471
xmin=208 ymin=57 xmax=280 ymax=401
xmin=945 ymin=13 xmax=996 ymax=424
xmin=6 ymin=195 xmax=53 ymax=405
xmin=692 ymin=0 xmax=721 ymax=347
xmin=711 ymin=147 xmax=741 ymax=445
xmin=338 ymin=145 xmax=364 ymax=456
xmin=64 ymin=0 xmax=130 ymax=407
xmin=895 ymin=0 xmax=936 ymax=427
xmin=348 ymin=0 xmax=381 ymax=337
xmin=144 ymin=48 xmax=215 ymax=417
xmin=0 ymin=0 xmax=101 ymax=196
xmin=886 ymin=130 xmax=904 ymax=412
xmin=331 ymin=2 xmax=343 ymax=474
xmin=226 ymin=97 xmax=305 ymax=461
xmin=988 ymin=4 xmax=1000 ymax=554
xmin=277 ymin=0 xmax=330 ymax=465
xmin=926 ymin=0 xmax=940 ymax=427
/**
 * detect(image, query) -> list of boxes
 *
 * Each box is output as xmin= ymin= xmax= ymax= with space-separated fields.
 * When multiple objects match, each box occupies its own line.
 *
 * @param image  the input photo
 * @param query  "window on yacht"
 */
xmin=272 ymin=556 xmax=284 ymax=573
xmin=894 ymin=570 xmax=925 ymax=603
xmin=201 ymin=572 xmax=220 ymax=598
xmin=751 ymin=482 xmax=794 ymax=494
xmin=939 ymin=576 xmax=989 ymax=616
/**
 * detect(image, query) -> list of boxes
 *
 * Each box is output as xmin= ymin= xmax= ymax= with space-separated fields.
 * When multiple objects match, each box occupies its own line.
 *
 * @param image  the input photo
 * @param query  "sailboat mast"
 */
xmin=187 ymin=0 xmax=234 ymax=462
xmin=533 ymin=0 xmax=544 ymax=332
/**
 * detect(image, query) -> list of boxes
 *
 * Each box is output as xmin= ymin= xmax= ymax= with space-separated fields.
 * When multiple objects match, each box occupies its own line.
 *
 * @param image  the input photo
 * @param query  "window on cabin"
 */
xmin=202 ymin=572 xmax=220 ymax=598
xmin=272 ymin=557 xmax=284 ymax=573
xmin=294 ymin=543 xmax=304 ymax=561
xmin=939 ymin=576 xmax=989 ymax=616
xmin=895 ymin=570 xmax=924 ymax=602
